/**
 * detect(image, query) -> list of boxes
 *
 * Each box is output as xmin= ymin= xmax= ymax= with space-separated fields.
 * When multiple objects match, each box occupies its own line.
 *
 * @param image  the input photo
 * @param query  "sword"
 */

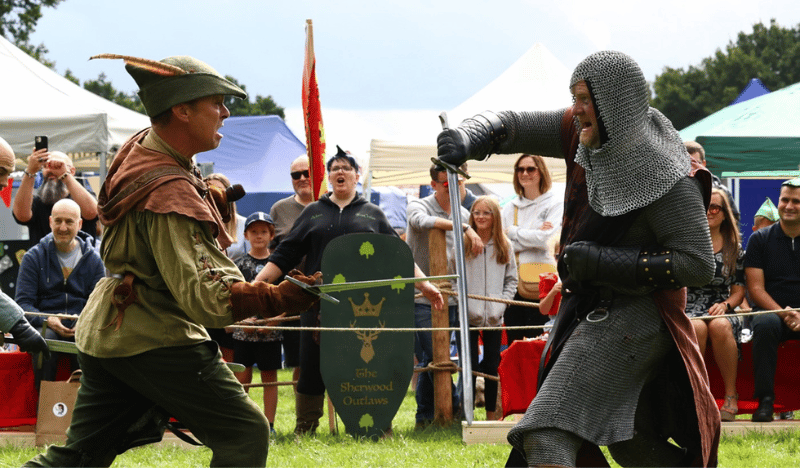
xmin=439 ymin=111 xmax=474 ymax=425
xmin=3 ymin=338 xmax=247 ymax=373
xmin=285 ymin=274 xmax=457 ymax=304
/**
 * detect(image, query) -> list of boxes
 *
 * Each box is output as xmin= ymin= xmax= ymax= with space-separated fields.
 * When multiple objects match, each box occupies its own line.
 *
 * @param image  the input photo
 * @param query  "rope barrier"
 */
xmin=23 ymin=307 xmax=800 ymax=333
xmin=412 ymin=362 xmax=500 ymax=382
xmin=437 ymin=288 xmax=539 ymax=308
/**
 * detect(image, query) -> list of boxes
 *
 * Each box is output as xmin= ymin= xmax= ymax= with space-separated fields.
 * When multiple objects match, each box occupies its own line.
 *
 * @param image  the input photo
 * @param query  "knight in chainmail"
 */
xmin=437 ymin=51 xmax=721 ymax=467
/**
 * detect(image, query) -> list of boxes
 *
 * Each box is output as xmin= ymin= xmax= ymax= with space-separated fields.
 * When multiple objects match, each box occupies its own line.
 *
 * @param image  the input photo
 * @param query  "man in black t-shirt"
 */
xmin=745 ymin=178 xmax=800 ymax=422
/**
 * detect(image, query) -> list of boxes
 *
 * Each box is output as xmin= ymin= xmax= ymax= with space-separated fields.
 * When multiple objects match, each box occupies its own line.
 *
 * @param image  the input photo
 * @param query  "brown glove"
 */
xmin=229 ymin=271 xmax=322 ymax=322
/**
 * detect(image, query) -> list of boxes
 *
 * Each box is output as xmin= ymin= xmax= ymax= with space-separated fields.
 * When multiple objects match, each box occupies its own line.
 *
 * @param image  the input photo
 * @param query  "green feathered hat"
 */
xmin=754 ymin=197 xmax=779 ymax=222
xmin=91 ymin=54 xmax=246 ymax=117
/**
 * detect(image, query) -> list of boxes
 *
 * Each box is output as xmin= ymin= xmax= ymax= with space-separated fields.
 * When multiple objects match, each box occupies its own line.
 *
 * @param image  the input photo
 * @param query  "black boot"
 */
xmin=752 ymin=396 xmax=774 ymax=422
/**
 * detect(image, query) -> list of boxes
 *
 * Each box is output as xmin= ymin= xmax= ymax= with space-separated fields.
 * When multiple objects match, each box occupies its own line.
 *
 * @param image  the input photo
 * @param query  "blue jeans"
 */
xmin=414 ymin=303 xmax=461 ymax=423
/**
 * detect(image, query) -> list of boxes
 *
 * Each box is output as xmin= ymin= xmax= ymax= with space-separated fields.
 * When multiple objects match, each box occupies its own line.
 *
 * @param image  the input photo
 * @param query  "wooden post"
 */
xmin=429 ymin=228 xmax=453 ymax=425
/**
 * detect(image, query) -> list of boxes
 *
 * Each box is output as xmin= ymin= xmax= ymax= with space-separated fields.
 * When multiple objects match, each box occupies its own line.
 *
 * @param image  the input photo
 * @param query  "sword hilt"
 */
xmin=433 ymin=111 xmax=471 ymax=179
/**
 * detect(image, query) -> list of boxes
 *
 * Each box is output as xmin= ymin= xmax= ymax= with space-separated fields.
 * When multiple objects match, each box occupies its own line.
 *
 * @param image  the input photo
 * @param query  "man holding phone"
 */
xmin=12 ymin=139 xmax=99 ymax=246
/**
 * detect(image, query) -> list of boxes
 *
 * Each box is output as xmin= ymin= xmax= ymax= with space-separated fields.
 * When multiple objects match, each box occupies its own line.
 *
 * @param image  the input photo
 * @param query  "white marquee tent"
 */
xmin=366 ymin=43 xmax=574 ymax=186
xmin=0 ymin=35 xmax=149 ymax=173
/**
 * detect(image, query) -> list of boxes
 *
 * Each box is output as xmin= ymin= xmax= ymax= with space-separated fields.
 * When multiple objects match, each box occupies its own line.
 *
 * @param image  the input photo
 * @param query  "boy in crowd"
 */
xmin=232 ymin=212 xmax=282 ymax=435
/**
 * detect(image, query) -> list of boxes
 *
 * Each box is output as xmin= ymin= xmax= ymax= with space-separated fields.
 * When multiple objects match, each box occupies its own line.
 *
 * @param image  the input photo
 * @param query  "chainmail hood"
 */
xmin=569 ymin=51 xmax=689 ymax=216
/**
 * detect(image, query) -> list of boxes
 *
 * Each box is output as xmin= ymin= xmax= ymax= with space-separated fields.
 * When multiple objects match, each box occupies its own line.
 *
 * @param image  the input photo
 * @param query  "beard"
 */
xmin=38 ymin=178 xmax=67 ymax=205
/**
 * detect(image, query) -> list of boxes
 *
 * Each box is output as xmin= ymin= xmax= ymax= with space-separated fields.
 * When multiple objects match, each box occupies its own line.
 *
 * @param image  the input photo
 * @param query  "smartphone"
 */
xmin=34 ymin=136 xmax=48 ymax=151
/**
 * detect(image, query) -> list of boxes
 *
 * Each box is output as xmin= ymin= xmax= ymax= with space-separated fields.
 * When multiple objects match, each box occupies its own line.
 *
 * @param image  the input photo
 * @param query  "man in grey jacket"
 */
xmin=405 ymin=163 xmax=481 ymax=427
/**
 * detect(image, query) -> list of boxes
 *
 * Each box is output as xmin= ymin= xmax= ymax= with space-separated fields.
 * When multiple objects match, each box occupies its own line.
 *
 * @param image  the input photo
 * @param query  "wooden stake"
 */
xmin=429 ymin=228 xmax=453 ymax=425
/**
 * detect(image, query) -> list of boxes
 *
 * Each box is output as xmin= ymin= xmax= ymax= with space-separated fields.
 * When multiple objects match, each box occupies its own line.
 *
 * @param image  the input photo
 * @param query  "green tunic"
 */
xmin=75 ymin=133 xmax=244 ymax=358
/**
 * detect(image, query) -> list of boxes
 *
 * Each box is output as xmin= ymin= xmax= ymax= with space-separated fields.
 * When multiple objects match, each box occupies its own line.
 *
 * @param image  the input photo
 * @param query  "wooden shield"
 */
xmin=320 ymin=233 xmax=414 ymax=439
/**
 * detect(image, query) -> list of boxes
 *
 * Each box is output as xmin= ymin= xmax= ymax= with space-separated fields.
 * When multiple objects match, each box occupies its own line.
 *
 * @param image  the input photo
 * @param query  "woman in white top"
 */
xmin=501 ymin=154 xmax=563 ymax=342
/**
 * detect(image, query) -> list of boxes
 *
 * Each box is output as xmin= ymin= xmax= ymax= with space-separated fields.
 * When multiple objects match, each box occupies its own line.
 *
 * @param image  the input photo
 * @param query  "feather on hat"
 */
xmin=90 ymin=54 xmax=246 ymax=117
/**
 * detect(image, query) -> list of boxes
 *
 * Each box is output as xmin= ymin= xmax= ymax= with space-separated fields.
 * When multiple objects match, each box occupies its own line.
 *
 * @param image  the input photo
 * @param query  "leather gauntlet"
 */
xmin=9 ymin=319 xmax=50 ymax=359
xmin=563 ymin=241 xmax=680 ymax=289
xmin=229 ymin=270 xmax=322 ymax=321
xmin=436 ymin=111 xmax=507 ymax=166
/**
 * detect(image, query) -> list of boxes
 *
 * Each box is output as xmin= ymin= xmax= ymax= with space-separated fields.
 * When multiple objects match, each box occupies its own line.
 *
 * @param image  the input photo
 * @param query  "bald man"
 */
xmin=13 ymin=147 xmax=99 ymax=246
xmin=15 ymin=198 xmax=104 ymax=382
xmin=0 ymin=136 xmax=49 ymax=358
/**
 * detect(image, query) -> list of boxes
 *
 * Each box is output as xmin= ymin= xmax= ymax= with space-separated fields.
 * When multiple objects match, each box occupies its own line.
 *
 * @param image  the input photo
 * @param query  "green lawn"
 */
xmin=2 ymin=368 xmax=798 ymax=467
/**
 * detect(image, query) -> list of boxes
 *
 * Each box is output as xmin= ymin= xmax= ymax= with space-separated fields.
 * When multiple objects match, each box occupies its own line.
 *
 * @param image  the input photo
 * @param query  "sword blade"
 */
xmin=285 ymin=274 xmax=457 ymax=304
xmin=317 ymin=275 xmax=456 ymax=293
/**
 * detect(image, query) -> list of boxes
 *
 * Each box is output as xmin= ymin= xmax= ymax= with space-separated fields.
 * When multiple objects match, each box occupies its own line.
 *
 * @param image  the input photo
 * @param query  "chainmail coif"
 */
xmin=570 ymin=50 xmax=690 ymax=217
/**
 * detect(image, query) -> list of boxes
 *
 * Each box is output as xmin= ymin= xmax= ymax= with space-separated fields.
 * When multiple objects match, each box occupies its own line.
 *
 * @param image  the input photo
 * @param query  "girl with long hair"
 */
xmin=460 ymin=196 xmax=517 ymax=420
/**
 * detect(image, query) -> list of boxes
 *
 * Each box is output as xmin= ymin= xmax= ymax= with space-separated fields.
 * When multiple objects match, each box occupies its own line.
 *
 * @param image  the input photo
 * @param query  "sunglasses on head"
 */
xmin=515 ymin=166 xmax=538 ymax=174
xmin=290 ymin=170 xmax=310 ymax=180
xmin=707 ymin=203 xmax=723 ymax=214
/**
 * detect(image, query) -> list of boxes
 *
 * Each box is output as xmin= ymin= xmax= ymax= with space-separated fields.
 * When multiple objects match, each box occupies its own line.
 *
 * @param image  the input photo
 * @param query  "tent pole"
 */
xmin=98 ymin=152 xmax=107 ymax=184
xmin=363 ymin=170 xmax=373 ymax=201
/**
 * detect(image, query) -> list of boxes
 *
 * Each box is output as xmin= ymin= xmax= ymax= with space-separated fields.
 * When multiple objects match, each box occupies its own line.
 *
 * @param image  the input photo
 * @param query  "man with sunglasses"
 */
xmin=271 ymin=154 xmax=315 ymax=250
xmin=745 ymin=177 xmax=800 ymax=422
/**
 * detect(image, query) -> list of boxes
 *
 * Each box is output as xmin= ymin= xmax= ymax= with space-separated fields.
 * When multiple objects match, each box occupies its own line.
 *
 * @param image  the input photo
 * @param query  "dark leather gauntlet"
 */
xmin=436 ymin=111 xmax=507 ymax=166
xmin=9 ymin=319 xmax=50 ymax=359
xmin=563 ymin=241 xmax=680 ymax=289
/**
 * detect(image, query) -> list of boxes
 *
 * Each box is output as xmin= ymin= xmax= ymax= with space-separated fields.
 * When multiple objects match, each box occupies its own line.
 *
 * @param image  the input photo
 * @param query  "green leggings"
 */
xmin=25 ymin=342 xmax=269 ymax=467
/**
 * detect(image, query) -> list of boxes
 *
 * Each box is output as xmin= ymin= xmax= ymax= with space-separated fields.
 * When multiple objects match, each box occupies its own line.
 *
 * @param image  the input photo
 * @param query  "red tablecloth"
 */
xmin=0 ymin=352 xmax=37 ymax=427
xmin=499 ymin=338 xmax=800 ymax=418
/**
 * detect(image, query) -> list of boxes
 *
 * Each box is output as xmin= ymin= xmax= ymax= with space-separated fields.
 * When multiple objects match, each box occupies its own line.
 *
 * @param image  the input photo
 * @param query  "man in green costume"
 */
xmin=25 ymin=55 xmax=319 ymax=467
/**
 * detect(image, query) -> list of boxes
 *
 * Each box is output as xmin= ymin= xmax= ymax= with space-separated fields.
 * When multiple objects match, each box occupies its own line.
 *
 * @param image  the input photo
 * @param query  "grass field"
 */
xmin=2 ymin=369 xmax=799 ymax=467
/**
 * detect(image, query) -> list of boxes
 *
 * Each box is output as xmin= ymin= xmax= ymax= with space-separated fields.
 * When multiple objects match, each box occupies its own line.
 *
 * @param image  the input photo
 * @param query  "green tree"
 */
xmin=652 ymin=19 xmax=800 ymax=130
xmin=82 ymin=73 xmax=145 ymax=114
xmin=1 ymin=0 xmax=63 ymax=67
xmin=224 ymin=75 xmax=285 ymax=118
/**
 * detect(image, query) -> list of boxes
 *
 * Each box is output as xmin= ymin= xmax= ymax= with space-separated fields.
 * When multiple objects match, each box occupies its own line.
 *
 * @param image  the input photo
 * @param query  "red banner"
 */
xmin=302 ymin=19 xmax=326 ymax=200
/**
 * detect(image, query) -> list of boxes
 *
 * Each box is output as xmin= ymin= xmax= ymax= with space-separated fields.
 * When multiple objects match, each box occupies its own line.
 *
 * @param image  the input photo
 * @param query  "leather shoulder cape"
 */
xmin=98 ymin=128 xmax=232 ymax=249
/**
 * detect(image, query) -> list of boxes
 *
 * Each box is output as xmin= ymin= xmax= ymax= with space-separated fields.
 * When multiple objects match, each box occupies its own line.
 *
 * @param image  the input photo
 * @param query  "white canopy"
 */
xmin=0 ymin=35 xmax=149 ymax=164
xmin=367 ymin=43 xmax=573 ymax=186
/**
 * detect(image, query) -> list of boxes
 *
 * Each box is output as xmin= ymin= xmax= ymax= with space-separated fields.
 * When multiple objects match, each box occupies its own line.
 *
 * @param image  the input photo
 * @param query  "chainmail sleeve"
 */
xmin=497 ymin=109 xmax=569 ymax=159
xmin=642 ymin=177 xmax=715 ymax=288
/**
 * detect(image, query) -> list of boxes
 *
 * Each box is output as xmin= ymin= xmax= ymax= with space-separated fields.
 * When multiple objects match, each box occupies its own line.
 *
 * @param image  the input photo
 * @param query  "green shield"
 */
xmin=320 ymin=233 xmax=414 ymax=439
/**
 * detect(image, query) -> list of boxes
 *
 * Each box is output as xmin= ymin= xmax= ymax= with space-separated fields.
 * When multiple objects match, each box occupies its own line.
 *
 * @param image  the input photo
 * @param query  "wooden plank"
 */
xmin=462 ymin=420 xmax=515 ymax=445
xmin=461 ymin=419 xmax=800 ymax=445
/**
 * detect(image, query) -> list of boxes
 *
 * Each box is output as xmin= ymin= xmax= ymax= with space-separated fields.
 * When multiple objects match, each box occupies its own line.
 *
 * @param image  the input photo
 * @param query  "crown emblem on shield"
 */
xmin=349 ymin=293 xmax=386 ymax=317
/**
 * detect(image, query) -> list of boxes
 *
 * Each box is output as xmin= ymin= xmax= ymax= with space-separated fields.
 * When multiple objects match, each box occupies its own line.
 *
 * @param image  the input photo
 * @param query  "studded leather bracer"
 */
xmin=563 ymin=241 xmax=681 ymax=289
xmin=437 ymin=111 xmax=507 ymax=166
xmin=636 ymin=248 xmax=680 ymax=289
